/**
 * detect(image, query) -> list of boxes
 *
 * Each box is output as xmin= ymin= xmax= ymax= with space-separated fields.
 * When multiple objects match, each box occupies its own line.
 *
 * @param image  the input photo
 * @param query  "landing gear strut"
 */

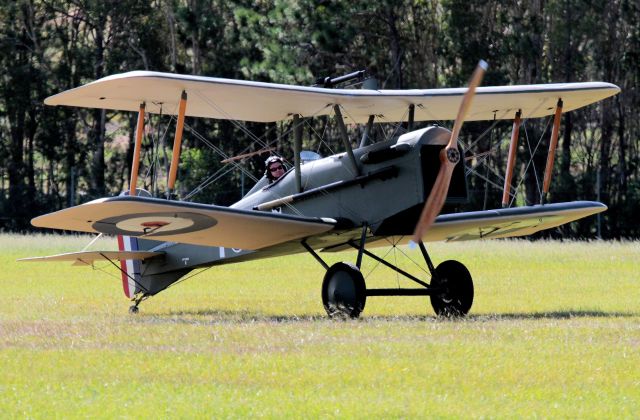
xmin=305 ymin=228 xmax=475 ymax=319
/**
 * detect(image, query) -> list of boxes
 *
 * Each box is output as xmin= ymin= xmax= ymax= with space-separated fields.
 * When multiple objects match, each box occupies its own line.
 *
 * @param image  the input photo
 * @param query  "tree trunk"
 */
xmin=616 ymin=96 xmax=627 ymax=194
xmin=165 ymin=0 xmax=178 ymax=72
xmin=7 ymin=105 xmax=26 ymax=224
xmin=89 ymin=22 xmax=106 ymax=197
xmin=519 ymin=2 xmax=546 ymax=206
xmin=90 ymin=108 xmax=107 ymax=197
xmin=385 ymin=6 xmax=403 ymax=89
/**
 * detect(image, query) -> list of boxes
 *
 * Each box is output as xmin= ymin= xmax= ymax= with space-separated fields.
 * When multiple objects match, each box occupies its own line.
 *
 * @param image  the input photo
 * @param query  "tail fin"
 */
xmin=117 ymin=235 xmax=143 ymax=299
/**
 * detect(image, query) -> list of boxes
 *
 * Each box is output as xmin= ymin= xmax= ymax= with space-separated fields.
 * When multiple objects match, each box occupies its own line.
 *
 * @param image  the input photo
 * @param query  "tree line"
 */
xmin=0 ymin=0 xmax=638 ymax=238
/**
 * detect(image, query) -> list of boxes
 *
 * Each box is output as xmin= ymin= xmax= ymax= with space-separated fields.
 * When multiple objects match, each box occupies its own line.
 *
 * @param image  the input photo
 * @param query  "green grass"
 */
xmin=1 ymin=234 xmax=639 ymax=418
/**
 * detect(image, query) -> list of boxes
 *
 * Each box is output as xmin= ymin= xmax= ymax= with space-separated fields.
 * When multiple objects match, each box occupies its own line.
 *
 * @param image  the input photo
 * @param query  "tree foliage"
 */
xmin=0 ymin=0 xmax=637 ymax=237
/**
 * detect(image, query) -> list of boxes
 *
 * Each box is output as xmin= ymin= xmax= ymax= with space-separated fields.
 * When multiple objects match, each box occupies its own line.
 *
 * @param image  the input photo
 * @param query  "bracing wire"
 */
xmin=393 ymin=238 xmax=400 ymax=289
xmin=372 ymin=112 xmax=410 ymax=142
xmin=388 ymin=236 xmax=430 ymax=276
xmin=183 ymin=123 xmax=304 ymax=216
xmin=466 ymin=167 xmax=506 ymax=191
xmin=515 ymin=116 xmax=553 ymax=205
xmin=305 ymin=118 xmax=335 ymax=156
xmin=362 ymin=242 xmax=396 ymax=280
xmin=191 ymin=89 xmax=332 ymax=167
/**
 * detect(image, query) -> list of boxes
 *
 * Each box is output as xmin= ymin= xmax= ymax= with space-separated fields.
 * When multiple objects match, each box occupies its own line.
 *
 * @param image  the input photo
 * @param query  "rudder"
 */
xmin=117 ymin=235 xmax=143 ymax=299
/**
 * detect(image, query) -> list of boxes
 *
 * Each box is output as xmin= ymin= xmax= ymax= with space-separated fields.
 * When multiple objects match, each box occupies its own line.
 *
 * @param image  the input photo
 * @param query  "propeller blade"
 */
xmin=412 ymin=60 xmax=488 ymax=242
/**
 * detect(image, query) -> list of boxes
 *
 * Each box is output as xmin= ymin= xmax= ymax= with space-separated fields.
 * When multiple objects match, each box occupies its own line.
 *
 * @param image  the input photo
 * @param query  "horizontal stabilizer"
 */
xmin=18 ymin=250 xmax=163 ymax=266
xmin=44 ymin=71 xmax=620 ymax=123
xmin=31 ymin=196 xmax=336 ymax=250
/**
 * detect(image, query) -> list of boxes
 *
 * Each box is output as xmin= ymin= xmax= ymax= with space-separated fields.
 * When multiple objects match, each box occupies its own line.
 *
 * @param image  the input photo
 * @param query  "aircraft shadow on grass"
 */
xmin=136 ymin=309 xmax=324 ymax=325
xmin=134 ymin=309 xmax=638 ymax=325
xmin=468 ymin=310 xmax=638 ymax=321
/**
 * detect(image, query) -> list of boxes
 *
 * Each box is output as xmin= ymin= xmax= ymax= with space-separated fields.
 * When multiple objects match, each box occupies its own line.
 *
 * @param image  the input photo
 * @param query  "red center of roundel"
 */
xmin=141 ymin=221 xmax=169 ymax=228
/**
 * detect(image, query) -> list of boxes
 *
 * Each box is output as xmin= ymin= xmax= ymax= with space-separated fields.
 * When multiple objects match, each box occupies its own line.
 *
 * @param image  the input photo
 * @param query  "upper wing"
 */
xmin=44 ymin=71 xmax=620 ymax=123
xmin=31 ymin=196 xmax=336 ymax=250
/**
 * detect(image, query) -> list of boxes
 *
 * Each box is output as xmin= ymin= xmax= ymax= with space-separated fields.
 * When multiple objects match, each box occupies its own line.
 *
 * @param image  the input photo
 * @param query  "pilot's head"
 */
xmin=265 ymin=156 xmax=285 ymax=183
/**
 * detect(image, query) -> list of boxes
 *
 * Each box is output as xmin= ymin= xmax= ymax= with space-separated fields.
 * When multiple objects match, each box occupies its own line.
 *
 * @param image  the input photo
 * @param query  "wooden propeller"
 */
xmin=412 ymin=60 xmax=488 ymax=243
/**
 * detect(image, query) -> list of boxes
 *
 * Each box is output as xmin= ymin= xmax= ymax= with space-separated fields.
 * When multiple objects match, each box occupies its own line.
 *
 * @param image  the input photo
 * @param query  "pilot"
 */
xmin=265 ymin=156 xmax=286 ymax=183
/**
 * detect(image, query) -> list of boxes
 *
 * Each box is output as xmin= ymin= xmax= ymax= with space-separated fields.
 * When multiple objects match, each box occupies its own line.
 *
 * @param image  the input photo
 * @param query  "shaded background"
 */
xmin=0 ymin=0 xmax=637 ymax=237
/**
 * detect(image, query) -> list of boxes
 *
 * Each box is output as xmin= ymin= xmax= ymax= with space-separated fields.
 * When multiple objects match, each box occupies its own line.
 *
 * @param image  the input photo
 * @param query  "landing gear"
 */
xmin=304 ymin=229 xmax=474 ymax=319
xmin=128 ymin=305 xmax=139 ymax=314
xmin=321 ymin=262 xmax=366 ymax=319
xmin=430 ymin=260 xmax=474 ymax=317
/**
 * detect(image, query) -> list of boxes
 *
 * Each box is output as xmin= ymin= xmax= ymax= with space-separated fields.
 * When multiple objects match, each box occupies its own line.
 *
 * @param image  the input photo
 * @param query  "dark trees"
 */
xmin=0 ymin=0 xmax=636 ymax=236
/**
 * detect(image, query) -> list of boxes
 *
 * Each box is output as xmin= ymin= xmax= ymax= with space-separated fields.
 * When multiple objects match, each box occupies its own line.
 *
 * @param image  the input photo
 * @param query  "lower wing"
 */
xmin=427 ymin=201 xmax=606 ymax=241
xmin=30 ymin=196 xmax=336 ymax=250
xmin=323 ymin=201 xmax=606 ymax=252
xmin=28 ymin=196 xmax=604 ymax=254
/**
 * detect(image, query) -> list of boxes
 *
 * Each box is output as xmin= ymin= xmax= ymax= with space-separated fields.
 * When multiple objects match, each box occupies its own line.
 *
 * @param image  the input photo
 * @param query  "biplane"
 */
xmin=20 ymin=62 xmax=620 ymax=317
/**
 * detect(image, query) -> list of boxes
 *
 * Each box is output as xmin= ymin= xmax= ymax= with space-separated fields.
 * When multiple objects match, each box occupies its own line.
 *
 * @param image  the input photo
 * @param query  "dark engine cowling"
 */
xmin=420 ymin=143 xmax=468 ymax=205
xmin=373 ymin=126 xmax=468 ymax=235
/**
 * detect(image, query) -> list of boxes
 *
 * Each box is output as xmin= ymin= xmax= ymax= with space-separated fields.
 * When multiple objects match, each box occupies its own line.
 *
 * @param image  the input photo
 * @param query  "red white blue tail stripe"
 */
xmin=117 ymin=235 xmax=142 ymax=299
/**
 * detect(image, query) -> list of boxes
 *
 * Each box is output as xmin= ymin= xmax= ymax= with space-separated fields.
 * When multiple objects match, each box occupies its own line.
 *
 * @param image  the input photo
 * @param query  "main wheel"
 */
xmin=322 ymin=262 xmax=366 ymax=319
xmin=430 ymin=260 xmax=474 ymax=317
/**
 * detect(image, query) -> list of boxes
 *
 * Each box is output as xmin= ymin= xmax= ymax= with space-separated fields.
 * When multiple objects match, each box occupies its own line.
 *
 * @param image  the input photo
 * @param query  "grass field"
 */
xmin=1 ymin=233 xmax=639 ymax=418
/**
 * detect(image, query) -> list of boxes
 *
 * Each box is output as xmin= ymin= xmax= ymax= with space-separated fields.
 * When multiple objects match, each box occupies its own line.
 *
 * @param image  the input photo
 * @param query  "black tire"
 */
xmin=430 ymin=260 xmax=474 ymax=317
xmin=321 ymin=262 xmax=366 ymax=319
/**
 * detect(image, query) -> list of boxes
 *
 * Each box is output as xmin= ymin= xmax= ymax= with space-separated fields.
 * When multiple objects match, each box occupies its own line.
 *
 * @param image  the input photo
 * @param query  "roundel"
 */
xmin=92 ymin=212 xmax=217 ymax=237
